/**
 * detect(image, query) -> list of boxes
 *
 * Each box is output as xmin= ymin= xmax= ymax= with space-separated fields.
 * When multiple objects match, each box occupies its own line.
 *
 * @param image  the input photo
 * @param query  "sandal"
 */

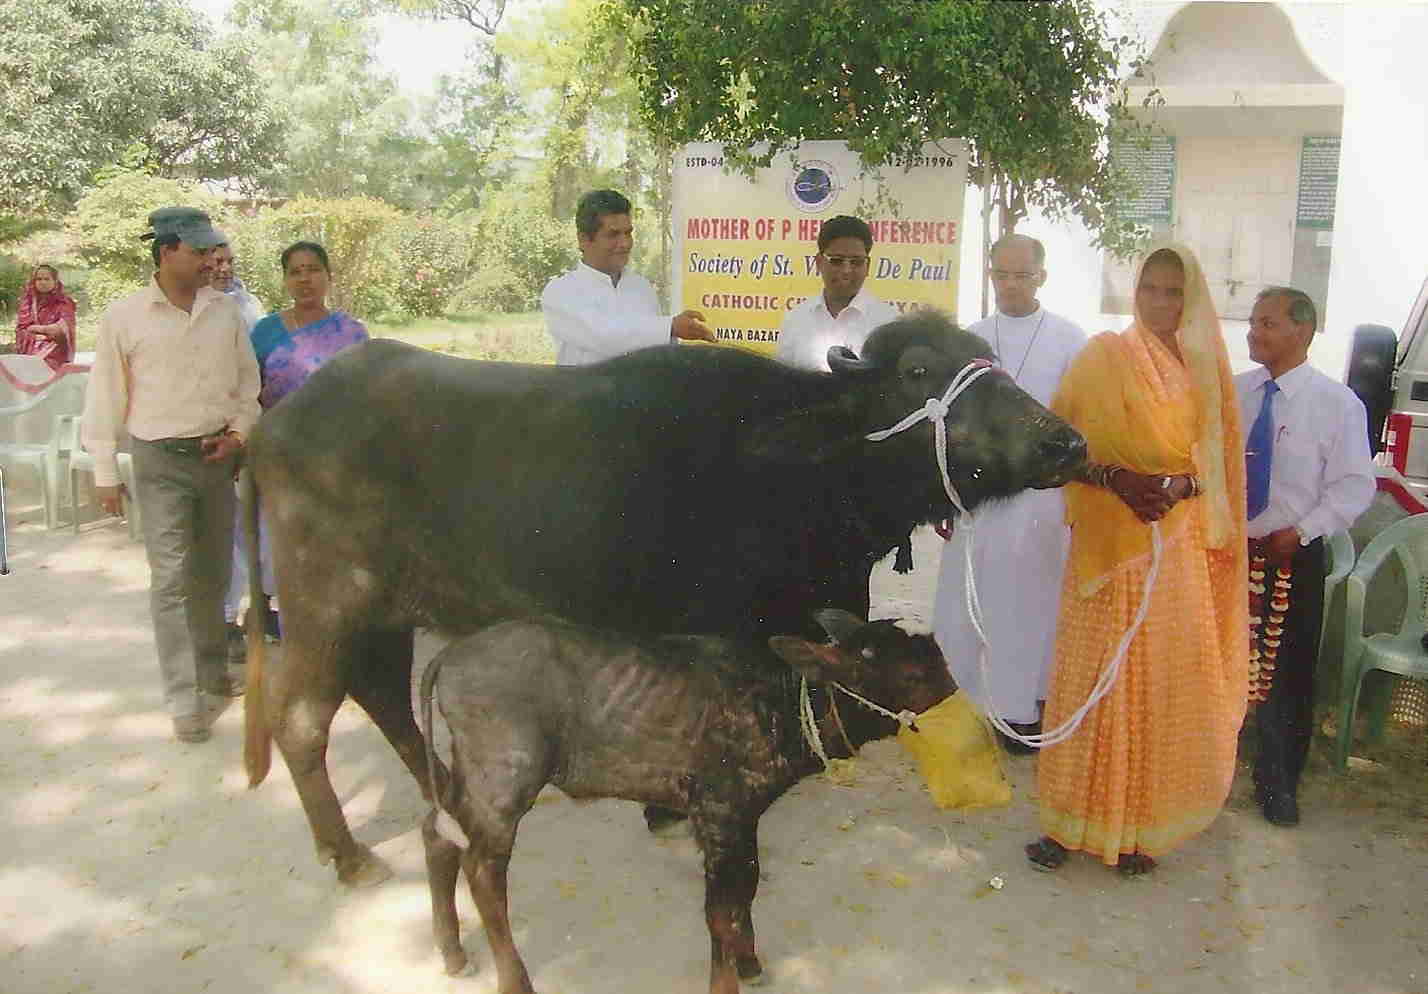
xmin=1116 ymin=852 xmax=1156 ymax=877
xmin=1025 ymin=836 xmax=1068 ymax=872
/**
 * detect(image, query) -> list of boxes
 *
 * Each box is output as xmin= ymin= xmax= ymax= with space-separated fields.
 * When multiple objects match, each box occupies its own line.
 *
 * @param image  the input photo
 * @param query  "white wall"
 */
xmin=1318 ymin=2 xmax=1428 ymax=376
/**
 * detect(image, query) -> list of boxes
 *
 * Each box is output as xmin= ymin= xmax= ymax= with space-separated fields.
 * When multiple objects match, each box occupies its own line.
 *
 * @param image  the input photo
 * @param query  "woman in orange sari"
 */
xmin=1025 ymin=244 xmax=1247 ymax=875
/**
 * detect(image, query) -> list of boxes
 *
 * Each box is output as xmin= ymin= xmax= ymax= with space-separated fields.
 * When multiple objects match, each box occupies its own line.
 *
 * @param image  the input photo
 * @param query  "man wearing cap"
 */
xmin=82 ymin=207 xmax=261 ymax=744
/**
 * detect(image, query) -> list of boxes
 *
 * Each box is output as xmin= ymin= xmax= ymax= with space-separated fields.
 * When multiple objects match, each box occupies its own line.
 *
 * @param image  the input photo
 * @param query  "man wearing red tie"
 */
xmin=1237 ymin=287 xmax=1374 ymax=826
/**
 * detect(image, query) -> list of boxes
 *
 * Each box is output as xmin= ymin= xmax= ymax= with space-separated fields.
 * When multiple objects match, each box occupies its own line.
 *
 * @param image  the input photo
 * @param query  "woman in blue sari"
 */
xmin=250 ymin=241 xmax=369 ymax=408
xmin=231 ymin=242 xmax=368 ymax=650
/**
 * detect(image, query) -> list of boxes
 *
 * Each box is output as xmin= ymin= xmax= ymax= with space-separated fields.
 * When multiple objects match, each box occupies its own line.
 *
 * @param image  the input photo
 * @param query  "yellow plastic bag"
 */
xmin=897 ymin=690 xmax=1012 ymax=810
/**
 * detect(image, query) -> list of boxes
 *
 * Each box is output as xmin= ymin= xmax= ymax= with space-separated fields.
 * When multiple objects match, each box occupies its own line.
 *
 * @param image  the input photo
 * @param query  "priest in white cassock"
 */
xmin=542 ymin=189 xmax=714 ymax=365
xmin=932 ymin=234 xmax=1087 ymax=753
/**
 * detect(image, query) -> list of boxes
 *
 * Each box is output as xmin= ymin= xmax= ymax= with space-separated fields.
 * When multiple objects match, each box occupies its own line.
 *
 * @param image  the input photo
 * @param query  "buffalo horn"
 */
xmin=827 ymin=346 xmax=875 ymax=375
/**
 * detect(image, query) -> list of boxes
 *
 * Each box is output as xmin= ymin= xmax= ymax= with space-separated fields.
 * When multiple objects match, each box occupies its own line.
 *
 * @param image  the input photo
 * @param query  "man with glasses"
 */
xmin=933 ymin=233 xmax=1086 ymax=753
xmin=1238 ymin=286 xmax=1373 ymax=826
xmin=776 ymin=215 xmax=898 ymax=371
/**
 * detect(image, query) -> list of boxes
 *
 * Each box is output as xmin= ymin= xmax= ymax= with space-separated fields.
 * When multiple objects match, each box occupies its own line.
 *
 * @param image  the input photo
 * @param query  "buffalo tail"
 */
xmin=419 ymin=655 xmax=467 ymax=846
xmin=242 ymin=465 xmax=272 ymax=787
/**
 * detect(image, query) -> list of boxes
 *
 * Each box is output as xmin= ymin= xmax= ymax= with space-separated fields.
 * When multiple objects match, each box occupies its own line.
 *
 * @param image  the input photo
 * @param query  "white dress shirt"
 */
xmin=776 ymin=289 xmax=899 ymax=372
xmin=541 ymin=263 xmax=673 ymax=365
xmin=1235 ymin=360 xmax=1375 ymax=542
xmin=82 ymin=278 xmax=261 ymax=487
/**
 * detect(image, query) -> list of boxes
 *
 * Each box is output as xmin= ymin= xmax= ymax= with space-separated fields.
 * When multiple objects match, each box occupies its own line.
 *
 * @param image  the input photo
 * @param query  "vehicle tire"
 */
xmin=1345 ymin=323 xmax=1397 ymax=455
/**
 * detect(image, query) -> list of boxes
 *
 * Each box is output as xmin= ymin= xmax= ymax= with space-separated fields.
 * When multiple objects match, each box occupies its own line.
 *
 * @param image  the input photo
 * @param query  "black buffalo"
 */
xmin=242 ymin=313 xmax=1085 ymax=885
xmin=418 ymin=610 xmax=958 ymax=994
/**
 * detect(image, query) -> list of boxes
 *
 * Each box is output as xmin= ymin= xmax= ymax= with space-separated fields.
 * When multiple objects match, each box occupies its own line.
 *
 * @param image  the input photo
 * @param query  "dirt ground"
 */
xmin=4 ymin=508 xmax=1427 ymax=994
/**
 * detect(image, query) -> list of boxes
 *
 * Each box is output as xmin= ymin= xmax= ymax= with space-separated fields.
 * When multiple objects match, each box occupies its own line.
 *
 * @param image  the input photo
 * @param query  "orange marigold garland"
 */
xmin=1247 ymin=550 xmax=1291 ymax=705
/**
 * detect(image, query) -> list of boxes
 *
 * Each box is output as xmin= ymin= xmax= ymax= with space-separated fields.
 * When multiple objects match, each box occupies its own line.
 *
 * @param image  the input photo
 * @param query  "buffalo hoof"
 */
xmin=643 ymin=804 xmax=690 ymax=837
xmin=337 ymin=847 xmax=394 ymax=888
xmin=440 ymin=946 xmax=472 ymax=976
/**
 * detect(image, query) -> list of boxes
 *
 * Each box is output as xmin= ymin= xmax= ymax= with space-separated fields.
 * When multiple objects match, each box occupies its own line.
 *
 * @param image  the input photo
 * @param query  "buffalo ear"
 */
xmin=768 ymin=636 xmax=843 ymax=682
xmin=813 ymin=608 xmax=865 ymax=644
xmin=741 ymin=403 xmax=864 ymax=465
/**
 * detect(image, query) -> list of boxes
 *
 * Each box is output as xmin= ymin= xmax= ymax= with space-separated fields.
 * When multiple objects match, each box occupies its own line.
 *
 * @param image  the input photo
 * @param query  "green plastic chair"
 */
xmin=1335 ymin=513 xmax=1428 ymax=771
xmin=1318 ymin=529 xmax=1356 ymax=664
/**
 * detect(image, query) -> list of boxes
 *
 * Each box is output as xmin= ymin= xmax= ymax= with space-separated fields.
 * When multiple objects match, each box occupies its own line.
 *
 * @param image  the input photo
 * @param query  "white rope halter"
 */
xmin=799 ymin=674 xmax=920 ymax=769
xmin=864 ymin=357 xmax=996 ymax=517
xmin=861 ymin=357 xmax=1162 ymax=750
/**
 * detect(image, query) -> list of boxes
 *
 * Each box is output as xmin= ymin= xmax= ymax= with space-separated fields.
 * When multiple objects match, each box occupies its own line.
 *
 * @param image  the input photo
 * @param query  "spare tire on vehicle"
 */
xmin=1345 ymin=323 xmax=1397 ymax=455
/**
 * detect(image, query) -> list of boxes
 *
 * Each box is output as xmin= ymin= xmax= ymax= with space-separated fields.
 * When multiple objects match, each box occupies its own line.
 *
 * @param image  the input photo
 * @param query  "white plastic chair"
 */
xmin=0 ymin=388 xmax=77 ymax=531
xmin=56 ymin=414 xmax=139 ymax=539
xmin=1335 ymin=514 xmax=1428 ymax=770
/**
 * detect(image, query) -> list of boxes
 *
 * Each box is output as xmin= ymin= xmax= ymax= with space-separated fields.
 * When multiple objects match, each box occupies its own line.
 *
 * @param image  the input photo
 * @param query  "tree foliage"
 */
xmin=495 ymin=0 xmax=671 ymax=292
xmin=389 ymin=0 xmax=509 ymax=34
xmin=0 ymin=0 xmax=285 ymax=214
xmin=616 ymin=0 xmax=1147 ymax=254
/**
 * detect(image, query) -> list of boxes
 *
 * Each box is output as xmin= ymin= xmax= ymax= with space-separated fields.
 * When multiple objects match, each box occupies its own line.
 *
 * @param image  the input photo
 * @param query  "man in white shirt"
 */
xmin=209 ymin=241 xmax=266 ymax=331
xmin=208 ymin=242 xmax=276 ymax=657
xmin=776 ymin=215 xmax=898 ymax=371
xmin=932 ymin=234 xmax=1087 ymax=753
xmin=1238 ymin=286 xmax=1375 ymax=826
xmin=82 ymin=207 xmax=261 ymax=744
xmin=542 ymin=189 xmax=713 ymax=365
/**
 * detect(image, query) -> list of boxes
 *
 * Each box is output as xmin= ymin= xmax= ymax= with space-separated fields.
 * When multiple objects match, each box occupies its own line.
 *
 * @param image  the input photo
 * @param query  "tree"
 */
xmin=0 ymin=0 xmax=286 ymax=214
xmin=417 ymin=44 xmax=522 ymax=211
xmin=389 ymin=0 xmax=510 ymax=35
xmin=495 ymin=0 xmax=673 ymax=293
xmin=614 ymin=0 xmax=1148 ymax=255
xmin=232 ymin=0 xmax=420 ymax=202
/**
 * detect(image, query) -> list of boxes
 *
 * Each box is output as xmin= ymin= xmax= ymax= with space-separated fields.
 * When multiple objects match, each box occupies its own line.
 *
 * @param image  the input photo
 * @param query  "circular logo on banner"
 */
xmin=787 ymin=160 xmax=839 ymax=213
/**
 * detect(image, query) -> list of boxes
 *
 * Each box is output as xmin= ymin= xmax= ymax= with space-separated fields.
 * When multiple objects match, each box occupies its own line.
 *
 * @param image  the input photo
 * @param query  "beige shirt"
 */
xmin=81 ymin=277 xmax=261 ymax=486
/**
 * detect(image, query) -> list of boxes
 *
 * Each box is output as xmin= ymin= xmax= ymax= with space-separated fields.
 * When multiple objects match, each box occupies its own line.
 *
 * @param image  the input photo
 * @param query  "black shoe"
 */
xmin=997 ymin=720 xmax=1040 ymax=756
xmin=263 ymin=604 xmax=281 ymax=643
xmin=1255 ymin=782 xmax=1300 ymax=827
xmin=225 ymin=623 xmax=246 ymax=666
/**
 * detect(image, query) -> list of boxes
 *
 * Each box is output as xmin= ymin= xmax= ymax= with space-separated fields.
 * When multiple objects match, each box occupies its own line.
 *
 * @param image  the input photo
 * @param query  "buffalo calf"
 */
xmin=418 ymin=609 xmax=956 ymax=994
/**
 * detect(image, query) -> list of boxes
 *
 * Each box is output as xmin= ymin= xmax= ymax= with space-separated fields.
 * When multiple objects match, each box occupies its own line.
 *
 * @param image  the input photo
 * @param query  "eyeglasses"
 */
xmin=990 ymin=269 xmax=1040 ymax=282
xmin=822 ymin=254 xmax=870 ymax=269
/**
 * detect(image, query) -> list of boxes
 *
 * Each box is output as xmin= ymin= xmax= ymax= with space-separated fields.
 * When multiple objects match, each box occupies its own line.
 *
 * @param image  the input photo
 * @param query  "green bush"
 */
xmin=448 ymin=264 xmax=529 ymax=315
xmin=73 ymin=269 xmax=143 ymax=322
xmin=462 ymin=189 xmax=576 ymax=312
xmin=227 ymin=196 xmax=405 ymax=320
xmin=389 ymin=215 xmax=473 ymax=318
xmin=66 ymin=170 xmax=230 ymax=284
xmin=0 ymin=254 xmax=30 ymax=321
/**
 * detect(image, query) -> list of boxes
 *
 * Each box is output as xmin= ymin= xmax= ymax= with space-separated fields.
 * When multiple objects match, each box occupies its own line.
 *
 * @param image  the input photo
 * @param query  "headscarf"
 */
xmin=15 ymin=269 xmax=77 ymax=368
xmin=1053 ymin=242 xmax=1246 ymax=594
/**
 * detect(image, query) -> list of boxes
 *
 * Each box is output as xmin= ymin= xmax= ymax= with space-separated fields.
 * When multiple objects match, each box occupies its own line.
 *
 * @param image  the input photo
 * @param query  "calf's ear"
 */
xmin=813 ymin=607 xmax=865 ymax=644
xmin=768 ymin=636 xmax=843 ymax=682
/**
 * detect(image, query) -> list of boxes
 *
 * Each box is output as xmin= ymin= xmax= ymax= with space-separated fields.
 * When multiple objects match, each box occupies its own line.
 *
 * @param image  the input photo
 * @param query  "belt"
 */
xmin=145 ymin=432 xmax=224 ymax=457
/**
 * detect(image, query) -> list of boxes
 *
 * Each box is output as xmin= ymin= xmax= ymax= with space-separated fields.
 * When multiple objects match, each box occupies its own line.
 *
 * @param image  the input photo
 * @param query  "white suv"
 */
xmin=1348 ymin=275 xmax=1428 ymax=511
